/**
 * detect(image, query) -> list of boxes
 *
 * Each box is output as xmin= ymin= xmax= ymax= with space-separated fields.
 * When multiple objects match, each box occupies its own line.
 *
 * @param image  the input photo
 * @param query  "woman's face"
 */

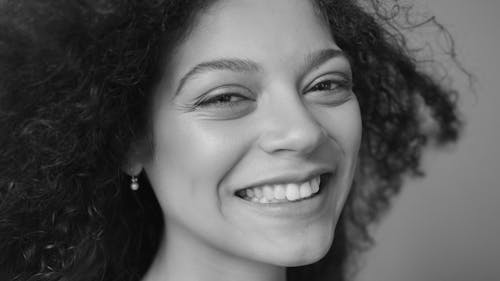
xmin=142 ymin=0 xmax=361 ymax=267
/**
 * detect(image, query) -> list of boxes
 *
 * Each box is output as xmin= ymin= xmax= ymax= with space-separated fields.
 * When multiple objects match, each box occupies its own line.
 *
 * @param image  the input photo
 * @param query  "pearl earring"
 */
xmin=130 ymin=175 xmax=139 ymax=191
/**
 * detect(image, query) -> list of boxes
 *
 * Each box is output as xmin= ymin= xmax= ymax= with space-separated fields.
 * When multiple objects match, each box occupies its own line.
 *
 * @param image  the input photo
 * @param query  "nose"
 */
xmin=257 ymin=93 xmax=327 ymax=156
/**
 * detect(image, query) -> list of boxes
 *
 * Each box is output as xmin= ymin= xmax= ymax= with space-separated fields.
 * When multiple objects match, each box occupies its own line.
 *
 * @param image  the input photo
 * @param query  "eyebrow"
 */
xmin=301 ymin=49 xmax=349 ymax=78
xmin=174 ymin=48 xmax=348 ymax=96
xmin=175 ymin=59 xmax=260 ymax=96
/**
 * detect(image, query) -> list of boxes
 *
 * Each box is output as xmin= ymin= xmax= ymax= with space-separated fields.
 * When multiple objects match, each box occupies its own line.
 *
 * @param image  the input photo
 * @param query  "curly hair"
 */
xmin=0 ymin=0 xmax=462 ymax=280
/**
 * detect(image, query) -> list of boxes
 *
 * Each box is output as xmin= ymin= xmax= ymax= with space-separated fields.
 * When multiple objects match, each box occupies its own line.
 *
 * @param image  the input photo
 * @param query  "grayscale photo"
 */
xmin=0 ymin=0 xmax=498 ymax=281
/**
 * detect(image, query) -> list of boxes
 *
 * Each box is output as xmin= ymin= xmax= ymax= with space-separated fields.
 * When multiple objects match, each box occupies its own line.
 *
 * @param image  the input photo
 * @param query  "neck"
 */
xmin=142 ymin=223 xmax=287 ymax=281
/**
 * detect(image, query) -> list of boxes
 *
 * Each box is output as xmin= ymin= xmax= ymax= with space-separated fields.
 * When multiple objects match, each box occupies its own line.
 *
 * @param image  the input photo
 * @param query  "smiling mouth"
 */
xmin=234 ymin=174 xmax=330 ymax=204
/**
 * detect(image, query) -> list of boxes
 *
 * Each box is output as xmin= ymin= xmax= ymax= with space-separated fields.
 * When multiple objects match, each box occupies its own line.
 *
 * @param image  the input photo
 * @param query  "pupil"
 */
xmin=317 ymin=82 xmax=331 ymax=90
xmin=217 ymin=95 xmax=232 ymax=103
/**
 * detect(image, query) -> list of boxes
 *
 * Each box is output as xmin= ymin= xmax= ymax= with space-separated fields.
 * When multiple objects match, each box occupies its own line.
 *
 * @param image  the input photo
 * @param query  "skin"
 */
xmin=126 ymin=0 xmax=362 ymax=280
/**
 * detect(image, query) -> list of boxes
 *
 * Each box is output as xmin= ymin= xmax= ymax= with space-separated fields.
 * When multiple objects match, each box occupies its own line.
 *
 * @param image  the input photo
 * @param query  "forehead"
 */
xmin=166 ymin=0 xmax=336 ymax=75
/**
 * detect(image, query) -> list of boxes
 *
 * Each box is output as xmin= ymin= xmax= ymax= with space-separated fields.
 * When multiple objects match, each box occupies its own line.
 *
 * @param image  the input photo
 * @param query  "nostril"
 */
xmin=258 ymin=121 xmax=327 ymax=155
xmin=256 ymin=95 xmax=329 ymax=155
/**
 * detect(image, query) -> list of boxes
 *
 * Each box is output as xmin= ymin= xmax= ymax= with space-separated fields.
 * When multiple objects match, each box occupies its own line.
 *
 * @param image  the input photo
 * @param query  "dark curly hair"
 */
xmin=0 ymin=0 xmax=463 ymax=280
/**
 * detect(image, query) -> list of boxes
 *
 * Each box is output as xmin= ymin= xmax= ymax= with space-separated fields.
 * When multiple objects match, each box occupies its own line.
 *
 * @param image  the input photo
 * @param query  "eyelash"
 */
xmin=194 ymin=92 xmax=251 ymax=108
xmin=307 ymin=77 xmax=353 ymax=93
xmin=192 ymin=76 xmax=353 ymax=109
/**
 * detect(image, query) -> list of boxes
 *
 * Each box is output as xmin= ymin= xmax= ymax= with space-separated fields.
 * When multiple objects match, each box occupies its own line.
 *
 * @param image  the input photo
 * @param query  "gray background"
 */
xmin=357 ymin=0 xmax=500 ymax=280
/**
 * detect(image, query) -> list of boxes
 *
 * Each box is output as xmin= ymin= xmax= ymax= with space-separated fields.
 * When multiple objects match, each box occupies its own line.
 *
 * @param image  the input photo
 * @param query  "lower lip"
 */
xmin=232 ymin=176 xmax=332 ymax=219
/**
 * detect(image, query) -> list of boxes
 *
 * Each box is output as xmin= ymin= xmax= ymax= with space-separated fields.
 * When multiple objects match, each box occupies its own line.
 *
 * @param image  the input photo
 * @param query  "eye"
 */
xmin=307 ymin=75 xmax=352 ymax=92
xmin=196 ymin=93 xmax=249 ymax=108
xmin=189 ymin=85 xmax=257 ymax=119
xmin=304 ymin=73 xmax=353 ymax=105
xmin=309 ymin=80 xmax=344 ymax=92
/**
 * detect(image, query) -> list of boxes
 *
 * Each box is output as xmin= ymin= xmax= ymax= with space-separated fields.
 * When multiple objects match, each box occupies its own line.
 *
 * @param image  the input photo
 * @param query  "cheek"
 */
xmin=144 ymin=112 xmax=254 ymax=214
xmin=310 ymin=97 xmax=362 ymax=170
xmin=319 ymin=99 xmax=362 ymax=153
xmin=315 ymin=98 xmax=362 ymax=208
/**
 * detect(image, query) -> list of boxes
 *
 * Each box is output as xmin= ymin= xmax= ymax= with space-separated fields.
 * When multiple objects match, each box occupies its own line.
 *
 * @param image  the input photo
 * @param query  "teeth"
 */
xmin=274 ymin=184 xmax=286 ymax=200
xmin=246 ymin=188 xmax=254 ymax=197
xmin=237 ymin=176 xmax=322 ymax=203
xmin=253 ymin=188 xmax=263 ymax=198
xmin=311 ymin=177 xmax=320 ymax=193
xmin=263 ymin=185 xmax=274 ymax=200
xmin=285 ymin=183 xmax=300 ymax=201
xmin=299 ymin=182 xmax=312 ymax=198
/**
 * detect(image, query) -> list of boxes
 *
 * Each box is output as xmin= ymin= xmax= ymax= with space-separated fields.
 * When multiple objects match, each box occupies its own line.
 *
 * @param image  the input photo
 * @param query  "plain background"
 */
xmin=357 ymin=0 xmax=500 ymax=281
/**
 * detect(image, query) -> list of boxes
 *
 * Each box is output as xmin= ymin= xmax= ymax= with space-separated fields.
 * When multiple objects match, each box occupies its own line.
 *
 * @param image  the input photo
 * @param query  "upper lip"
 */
xmin=235 ymin=167 xmax=333 ymax=192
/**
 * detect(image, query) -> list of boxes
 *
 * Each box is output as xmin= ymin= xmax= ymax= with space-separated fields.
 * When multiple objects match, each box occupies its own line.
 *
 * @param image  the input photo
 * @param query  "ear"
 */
xmin=121 ymin=139 xmax=151 ymax=176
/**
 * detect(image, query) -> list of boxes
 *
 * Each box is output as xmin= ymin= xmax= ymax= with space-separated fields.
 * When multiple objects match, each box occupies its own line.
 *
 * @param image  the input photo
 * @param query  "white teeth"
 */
xmin=253 ymin=188 xmax=263 ymax=198
xmin=285 ymin=183 xmax=300 ymax=201
xmin=274 ymin=184 xmax=286 ymax=200
xmin=238 ymin=176 xmax=323 ymax=203
xmin=246 ymin=188 xmax=254 ymax=197
xmin=299 ymin=182 xmax=312 ymax=198
xmin=311 ymin=177 xmax=320 ymax=193
xmin=263 ymin=185 xmax=274 ymax=200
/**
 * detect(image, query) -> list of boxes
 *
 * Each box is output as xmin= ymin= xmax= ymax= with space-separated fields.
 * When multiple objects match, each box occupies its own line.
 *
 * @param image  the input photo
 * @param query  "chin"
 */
xmin=262 ymin=228 xmax=336 ymax=267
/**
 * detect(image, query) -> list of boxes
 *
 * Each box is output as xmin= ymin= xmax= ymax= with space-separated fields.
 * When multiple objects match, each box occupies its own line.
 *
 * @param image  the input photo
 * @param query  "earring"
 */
xmin=130 ymin=175 xmax=139 ymax=191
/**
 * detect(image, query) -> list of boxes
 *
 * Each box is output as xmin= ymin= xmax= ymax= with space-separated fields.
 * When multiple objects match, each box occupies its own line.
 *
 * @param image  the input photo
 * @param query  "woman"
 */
xmin=0 ymin=0 xmax=462 ymax=280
